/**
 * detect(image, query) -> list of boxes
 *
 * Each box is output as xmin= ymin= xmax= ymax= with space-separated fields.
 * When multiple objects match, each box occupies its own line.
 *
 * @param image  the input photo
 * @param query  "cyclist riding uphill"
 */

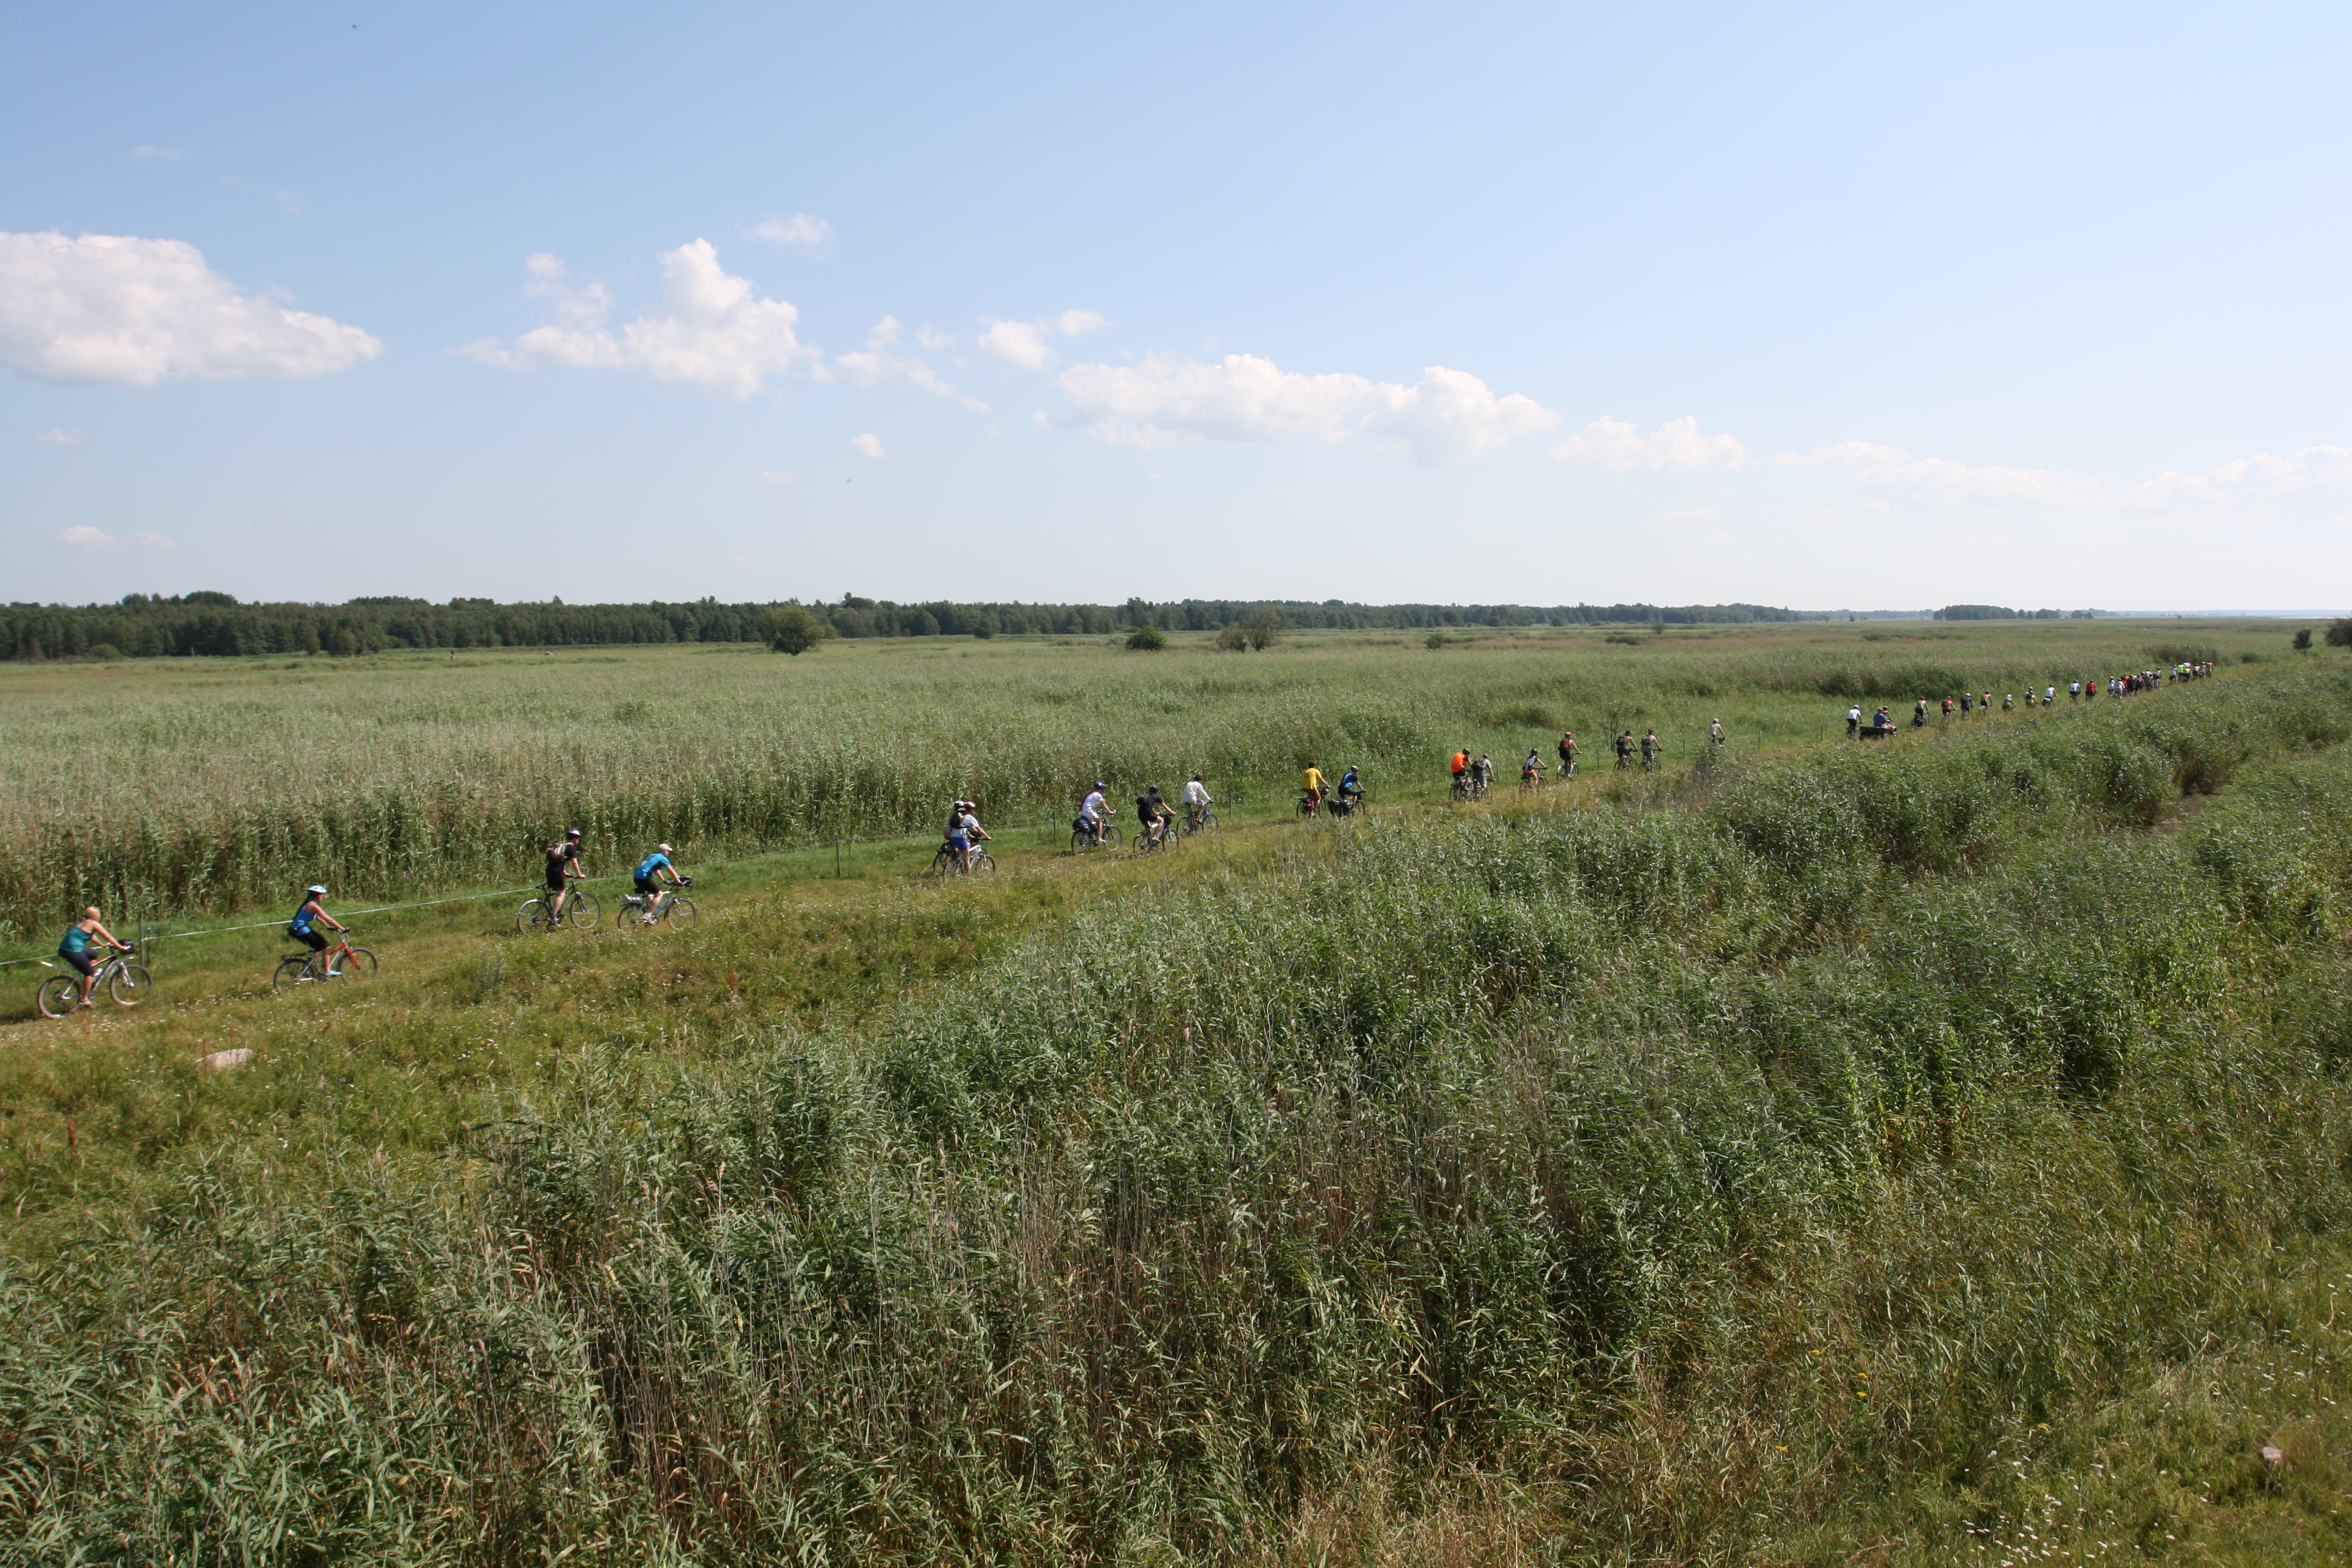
xmin=289 ymin=885 xmax=345 ymax=962
xmin=1338 ymin=765 xmax=1364 ymax=805
xmin=1137 ymin=785 xmax=1174 ymax=842
xmin=544 ymin=828 xmax=586 ymax=922
xmin=56 ymin=907 xmax=130 ymax=1010
xmin=1181 ymin=774 xmax=1212 ymax=825
xmin=1300 ymin=762 xmax=1325 ymax=815
xmin=633 ymin=843 xmax=687 ymax=919
xmin=1450 ymin=746 xmax=1471 ymax=786
xmin=947 ymin=800 xmax=989 ymax=871
xmin=1077 ymin=782 xmax=1110 ymax=844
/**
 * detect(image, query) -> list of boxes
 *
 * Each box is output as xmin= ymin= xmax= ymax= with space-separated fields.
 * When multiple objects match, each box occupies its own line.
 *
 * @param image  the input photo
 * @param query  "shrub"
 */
xmin=1123 ymin=625 xmax=1167 ymax=651
xmin=1216 ymin=621 xmax=1250 ymax=651
xmin=765 ymin=605 xmax=829 ymax=656
xmin=1244 ymin=610 xmax=1284 ymax=650
xmin=2328 ymin=618 xmax=2352 ymax=649
xmin=2294 ymin=628 xmax=2314 ymax=652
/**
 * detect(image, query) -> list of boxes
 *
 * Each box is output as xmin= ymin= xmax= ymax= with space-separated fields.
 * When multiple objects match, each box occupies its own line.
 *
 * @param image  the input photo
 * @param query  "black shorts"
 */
xmin=295 ymin=929 xmax=329 ymax=952
xmin=62 ymin=950 xmax=97 ymax=977
xmin=635 ymin=877 xmax=659 ymax=897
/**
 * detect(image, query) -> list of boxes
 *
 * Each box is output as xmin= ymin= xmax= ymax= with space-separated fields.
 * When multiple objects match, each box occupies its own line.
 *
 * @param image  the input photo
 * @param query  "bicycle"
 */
xmin=1070 ymin=822 xmax=1123 ymax=854
xmin=1451 ymin=774 xmax=1472 ymax=802
xmin=273 ymin=931 xmax=377 ymax=992
xmin=1134 ymin=817 xmax=1177 ymax=852
xmin=1181 ymin=806 xmax=1217 ymax=835
xmin=622 ymin=877 xmax=696 ymax=927
xmin=932 ymin=841 xmax=996 ymax=876
xmin=517 ymin=887 xmax=601 ymax=933
xmin=1518 ymin=771 xmax=1546 ymax=794
xmin=36 ymin=942 xmax=151 ymax=1018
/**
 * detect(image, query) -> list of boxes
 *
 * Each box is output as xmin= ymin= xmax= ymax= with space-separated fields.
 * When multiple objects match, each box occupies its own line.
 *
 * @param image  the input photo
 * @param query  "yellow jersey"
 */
xmin=1301 ymin=767 xmax=1325 ymax=793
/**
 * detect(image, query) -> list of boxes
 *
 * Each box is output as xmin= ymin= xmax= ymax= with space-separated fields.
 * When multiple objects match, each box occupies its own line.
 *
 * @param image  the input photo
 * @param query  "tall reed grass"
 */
xmin=0 ymin=622 xmax=2295 ymax=938
xmin=6 ymin=665 xmax=2351 ymax=1562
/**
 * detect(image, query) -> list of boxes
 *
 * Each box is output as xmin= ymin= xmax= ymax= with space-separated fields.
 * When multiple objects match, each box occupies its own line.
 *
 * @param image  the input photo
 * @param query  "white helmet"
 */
xmin=307 ymin=884 xmax=327 ymax=895
xmin=656 ymin=843 xmax=673 ymax=855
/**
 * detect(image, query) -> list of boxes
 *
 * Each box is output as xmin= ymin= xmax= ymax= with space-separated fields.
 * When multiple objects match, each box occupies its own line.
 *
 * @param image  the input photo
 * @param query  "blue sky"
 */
xmin=3 ymin=2 xmax=2347 ymax=610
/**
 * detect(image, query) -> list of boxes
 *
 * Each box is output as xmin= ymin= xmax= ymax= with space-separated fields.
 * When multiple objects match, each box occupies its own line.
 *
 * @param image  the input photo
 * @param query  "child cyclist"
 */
xmin=289 ymin=885 xmax=347 ymax=970
xmin=56 ymin=907 xmax=131 ymax=1010
xmin=632 ymin=843 xmax=689 ymax=923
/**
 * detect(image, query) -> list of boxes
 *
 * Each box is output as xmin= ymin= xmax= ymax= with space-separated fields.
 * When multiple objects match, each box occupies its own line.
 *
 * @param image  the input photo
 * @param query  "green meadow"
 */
xmin=5 ymin=621 xmax=2351 ymax=1565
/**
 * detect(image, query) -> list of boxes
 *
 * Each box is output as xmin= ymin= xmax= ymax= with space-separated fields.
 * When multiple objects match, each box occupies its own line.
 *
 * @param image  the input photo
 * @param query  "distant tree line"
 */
xmin=1933 ymin=605 xmax=2075 ymax=621
xmin=2 ymin=590 xmax=1833 ymax=661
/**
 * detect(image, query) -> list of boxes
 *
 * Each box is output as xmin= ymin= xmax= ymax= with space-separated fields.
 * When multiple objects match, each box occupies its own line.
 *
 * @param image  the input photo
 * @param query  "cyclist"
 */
xmin=1449 ymin=746 xmax=1471 ymax=795
xmin=1336 ymin=765 xmax=1364 ymax=810
xmin=289 ymin=885 xmax=346 ymax=969
xmin=1300 ymin=762 xmax=1326 ymax=815
xmin=56 ymin=906 xmax=130 ymax=1010
xmin=543 ymin=828 xmax=586 ymax=923
xmin=1469 ymin=754 xmax=1494 ymax=795
xmin=1913 ymin=699 xmax=1929 ymax=728
xmin=1077 ymin=782 xmax=1110 ymax=846
xmin=1640 ymin=729 xmax=1661 ymax=771
xmin=1708 ymin=719 xmax=1725 ymax=748
xmin=1521 ymin=750 xmax=1543 ymax=786
xmin=1847 ymin=705 xmax=1862 ymax=738
xmin=946 ymin=800 xmax=988 ymax=872
xmin=631 ymin=843 xmax=687 ymax=923
xmin=1558 ymin=730 xmax=1579 ymax=777
xmin=1137 ymin=784 xmax=1174 ymax=843
xmin=1181 ymin=774 xmax=1213 ymax=828
xmin=1615 ymin=731 xmax=1635 ymax=769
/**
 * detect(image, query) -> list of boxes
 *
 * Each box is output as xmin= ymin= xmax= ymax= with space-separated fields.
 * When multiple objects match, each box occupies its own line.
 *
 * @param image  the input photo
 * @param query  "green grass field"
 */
xmin=5 ymin=622 xmax=2351 ymax=1565
xmin=0 ymin=616 xmax=2292 ymax=945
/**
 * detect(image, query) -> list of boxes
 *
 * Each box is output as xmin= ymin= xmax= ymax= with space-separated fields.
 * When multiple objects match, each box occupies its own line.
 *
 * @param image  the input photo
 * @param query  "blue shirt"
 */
xmin=635 ymin=852 xmax=672 ymax=881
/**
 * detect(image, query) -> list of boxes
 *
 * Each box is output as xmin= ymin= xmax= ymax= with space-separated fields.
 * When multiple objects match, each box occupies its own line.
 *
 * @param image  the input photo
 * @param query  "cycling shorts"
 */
xmin=634 ymin=877 xmax=660 ymax=898
xmin=296 ymin=929 xmax=329 ymax=952
xmin=545 ymin=872 xmax=569 ymax=893
xmin=62 ymin=950 xmax=97 ymax=977
xmin=948 ymin=831 xmax=970 ymax=848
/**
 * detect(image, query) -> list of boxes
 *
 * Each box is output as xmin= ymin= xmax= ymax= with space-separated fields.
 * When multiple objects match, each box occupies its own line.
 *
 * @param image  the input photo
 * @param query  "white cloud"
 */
xmin=745 ymin=213 xmax=832 ymax=250
xmin=459 ymin=241 xmax=817 ymax=397
xmin=830 ymin=313 xmax=987 ymax=410
xmin=0 ymin=232 xmax=382 ymax=387
xmin=2130 ymin=444 xmax=2351 ymax=506
xmin=977 ymin=309 xmax=1110 ymax=370
xmin=32 ymin=428 xmax=83 ymax=445
xmin=917 ymin=325 xmax=955 ymax=351
xmin=60 ymin=525 xmax=172 ymax=552
xmin=1552 ymin=416 xmax=1748 ymax=472
xmin=849 ymin=433 xmax=887 ymax=458
xmin=1054 ymin=352 xmax=1555 ymax=466
xmin=757 ymin=470 xmax=795 ymax=485
xmin=1779 ymin=440 xmax=2100 ymax=504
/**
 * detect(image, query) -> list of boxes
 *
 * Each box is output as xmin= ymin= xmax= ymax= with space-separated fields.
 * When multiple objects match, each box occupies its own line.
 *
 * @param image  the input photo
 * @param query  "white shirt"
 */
xmin=1080 ymin=790 xmax=1106 ymax=822
xmin=1181 ymin=780 xmax=1209 ymax=806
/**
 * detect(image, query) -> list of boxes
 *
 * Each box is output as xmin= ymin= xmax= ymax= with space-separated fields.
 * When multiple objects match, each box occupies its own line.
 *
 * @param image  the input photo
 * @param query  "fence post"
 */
xmin=835 ymin=839 xmax=843 ymax=880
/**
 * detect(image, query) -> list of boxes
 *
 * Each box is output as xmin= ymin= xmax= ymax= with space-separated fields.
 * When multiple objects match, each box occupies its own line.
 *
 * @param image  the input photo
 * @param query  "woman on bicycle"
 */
xmin=289 ymin=885 xmax=345 ymax=965
xmin=57 ymin=907 xmax=130 ymax=1010
xmin=947 ymin=801 xmax=988 ymax=871
xmin=1521 ymin=750 xmax=1543 ymax=786
xmin=544 ymin=828 xmax=586 ymax=923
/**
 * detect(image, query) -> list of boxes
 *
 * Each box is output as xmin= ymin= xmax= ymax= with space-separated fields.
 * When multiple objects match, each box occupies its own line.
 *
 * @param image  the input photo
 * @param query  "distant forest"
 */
xmin=1 ymin=593 xmax=1844 ymax=661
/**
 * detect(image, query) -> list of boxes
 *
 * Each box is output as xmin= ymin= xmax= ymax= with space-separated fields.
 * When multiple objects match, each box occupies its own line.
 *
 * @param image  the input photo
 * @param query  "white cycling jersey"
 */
xmin=1181 ymin=781 xmax=1209 ymax=808
xmin=1080 ymin=791 xmax=1106 ymax=822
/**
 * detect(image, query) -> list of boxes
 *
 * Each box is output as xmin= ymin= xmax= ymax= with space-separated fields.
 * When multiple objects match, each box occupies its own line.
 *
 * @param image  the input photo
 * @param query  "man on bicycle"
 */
xmin=290 ymin=885 xmax=346 ymax=967
xmin=632 ymin=843 xmax=687 ymax=922
xmin=56 ymin=907 xmax=130 ymax=1010
xmin=1557 ymin=731 xmax=1578 ymax=777
xmin=1181 ymin=774 xmax=1212 ymax=828
xmin=1300 ymin=762 xmax=1325 ymax=815
xmin=1336 ymin=765 xmax=1364 ymax=809
xmin=1078 ymin=782 xmax=1110 ymax=845
xmin=544 ymin=829 xmax=586 ymax=923
xmin=1641 ymin=729 xmax=1661 ymax=771
xmin=1615 ymin=731 xmax=1635 ymax=769
xmin=1137 ymin=785 xmax=1174 ymax=843
xmin=1450 ymin=747 xmax=1471 ymax=795
xmin=1470 ymin=754 xmax=1494 ymax=795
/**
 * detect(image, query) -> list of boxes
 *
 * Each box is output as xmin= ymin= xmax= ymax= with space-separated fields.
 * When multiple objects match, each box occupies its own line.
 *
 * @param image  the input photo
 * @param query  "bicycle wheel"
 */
xmin=273 ymin=956 xmax=316 ymax=992
xmin=107 ymin=963 xmax=152 ymax=1007
xmin=517 ymin=898 xmax=551 ymax=933
xmin=566 ymin=891 xmax=601 ymax=930
xmin=36 ymin=974 xmax=81 ymax=1018
xmin=1100 ymin=824 xmax=1123 ymax=849
xmin=969 ymin=848 xmax=996 ymax=874
xmin=658 ymin=898 xmax=696 ymax=929
xmin=1070 ymin=829 xmax=1091 ymax=854
xmin=933 ymin=844 xmax=956 ymax=877
xmin=330 ymin=947 xmax=377 ymax=981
